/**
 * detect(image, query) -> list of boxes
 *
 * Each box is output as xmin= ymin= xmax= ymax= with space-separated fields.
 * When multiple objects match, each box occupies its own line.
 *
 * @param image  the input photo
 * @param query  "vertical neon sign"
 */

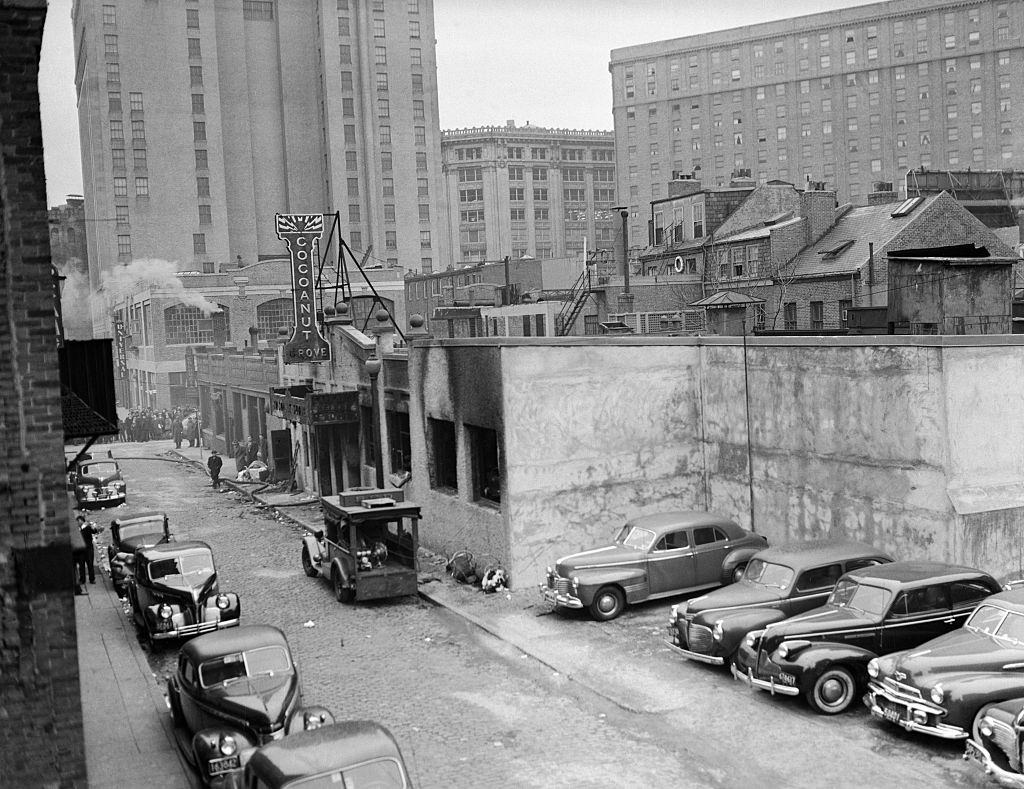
xmin=276 ymin=213 xmax=331 ymax=363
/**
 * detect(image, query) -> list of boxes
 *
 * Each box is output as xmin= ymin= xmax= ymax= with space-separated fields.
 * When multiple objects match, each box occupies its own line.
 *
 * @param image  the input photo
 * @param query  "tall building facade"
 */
xmin=441 ymin=122 xmax=617 ymax=269
xmin=609 ymin=0 xmax=1023 ymax=248
xmin=73 ymin=0 xmax=448 ymax=335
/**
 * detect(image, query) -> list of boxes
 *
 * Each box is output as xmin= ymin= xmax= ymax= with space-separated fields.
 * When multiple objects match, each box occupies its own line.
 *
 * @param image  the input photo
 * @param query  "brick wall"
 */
xmin=0 ymin=2 xmax=87 ymax=786
xmin=714 ymin=182 xmax=803 ymax=238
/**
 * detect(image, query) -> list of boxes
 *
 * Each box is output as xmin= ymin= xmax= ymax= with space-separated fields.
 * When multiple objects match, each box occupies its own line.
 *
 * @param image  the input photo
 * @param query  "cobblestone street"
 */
xmin=85 ymin=442 xmax=996 ymax=789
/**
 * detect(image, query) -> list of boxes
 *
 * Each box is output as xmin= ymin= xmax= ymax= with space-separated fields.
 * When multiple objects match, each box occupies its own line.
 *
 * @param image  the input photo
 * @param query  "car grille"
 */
xmin=987 ymin=719 xmax=1020 ymax=770
xmin=882 ymin=677 xmax=923 ymax=700
xmin=549 ymin=577 xmax=570 ymax=595
xmin=686 ymin=623 xmax=713 ymax=653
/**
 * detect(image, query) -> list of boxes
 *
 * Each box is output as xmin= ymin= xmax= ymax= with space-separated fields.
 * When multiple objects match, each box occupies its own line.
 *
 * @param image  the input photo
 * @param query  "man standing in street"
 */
xmin=75 ymin=514 xmax=103 ymax=586
xmin=207 ymin=448 xmax=223 ymax=489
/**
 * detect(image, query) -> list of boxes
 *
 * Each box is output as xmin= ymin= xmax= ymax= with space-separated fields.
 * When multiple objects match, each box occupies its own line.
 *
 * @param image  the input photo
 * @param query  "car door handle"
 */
xmin=943 ymin=618 xmax=956 ymax=624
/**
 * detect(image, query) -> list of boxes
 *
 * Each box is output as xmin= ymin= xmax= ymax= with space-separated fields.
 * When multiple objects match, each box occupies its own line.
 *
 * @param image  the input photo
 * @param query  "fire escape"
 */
xmin=555 ymin=251 xmax=602 ymax=336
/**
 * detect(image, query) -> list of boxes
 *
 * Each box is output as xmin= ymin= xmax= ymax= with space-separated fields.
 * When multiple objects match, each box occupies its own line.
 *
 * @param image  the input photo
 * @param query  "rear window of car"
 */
xmin=287 ymin=759 xmax=408 ymax=788
xmin=693 ymin=527 xmax=727 ymax=546
xmin=952 ymin=580 xmax=995 ymax=607
xmin=199 ymin=645 xmax=292 ymax=688
xmin=795 ymin=564 xmax=842 ymax=593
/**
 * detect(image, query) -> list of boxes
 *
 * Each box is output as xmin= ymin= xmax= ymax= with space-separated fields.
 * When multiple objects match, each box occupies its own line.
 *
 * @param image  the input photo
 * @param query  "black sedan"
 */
xmin=166 ymin=625 xmax=333 ymax=787
xmin=107 ymin=511 xmax=172 ymax=596
xmin=732 ymin=561 xmax=1000 ymax=714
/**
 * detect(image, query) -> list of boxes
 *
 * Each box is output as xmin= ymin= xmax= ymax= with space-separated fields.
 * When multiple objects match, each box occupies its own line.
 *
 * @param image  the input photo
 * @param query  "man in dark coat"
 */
xmin=171 ymin=417 xmax=183 ymax=449
xmin=75 ymin=514 xmax=104 ymax=586
xmin=207 ymin=449 xmax=223 ymax=489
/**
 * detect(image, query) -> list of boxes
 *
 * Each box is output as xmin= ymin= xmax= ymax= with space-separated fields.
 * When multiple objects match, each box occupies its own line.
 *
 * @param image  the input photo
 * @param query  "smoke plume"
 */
xmin=98 ymin=258 xmax=222 ymax=313
xmin=58 ymin=258 xmax=94 ymax=341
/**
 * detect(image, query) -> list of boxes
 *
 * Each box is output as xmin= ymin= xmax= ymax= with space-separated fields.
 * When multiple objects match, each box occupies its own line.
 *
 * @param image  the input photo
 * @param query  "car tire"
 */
xmin=589 ymin=586 xmax=625 ymax=621
xmin=726 ymin=562 xmax=748 ymax=584
xmin=806 ymin=665 xmax=857 ymax=714
xmin=332 ymin=568 xmax=354 ymax=603
xmin=167 ymin=682 xmax=184 ymax=727
xmin=301 ymin=546 xmax=318 ymax=578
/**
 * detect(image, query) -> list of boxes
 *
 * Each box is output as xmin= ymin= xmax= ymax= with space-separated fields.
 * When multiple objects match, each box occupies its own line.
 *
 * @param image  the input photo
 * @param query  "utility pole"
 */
xmin=613 ymin=207 xmax=634 ymax=314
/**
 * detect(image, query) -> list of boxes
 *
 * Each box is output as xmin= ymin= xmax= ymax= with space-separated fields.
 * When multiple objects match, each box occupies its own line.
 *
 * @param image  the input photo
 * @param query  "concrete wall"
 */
xmin=409 ymin=335 xmax=1024 ymax=588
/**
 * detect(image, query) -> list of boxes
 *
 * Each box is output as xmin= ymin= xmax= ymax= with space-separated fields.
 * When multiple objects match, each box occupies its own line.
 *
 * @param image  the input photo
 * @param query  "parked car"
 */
xmin=241 ymin=720 xmax=412 ymax=789
xmin=865 ymin=587 xmax=1024 ymax=740
xmin=128 ymin=541 xmax=240 ymax=645
xmin=966 ymin=697 xmax=1024 ymax=786
xmin=540 ymin=511 xmax=767 ymax=621
xmin=107 ymin=511 xmax=172 ymax=596
xmin=666 ymin=540 xmax=893 ymax=667
xmin=166 ymin=625 xmax=334 ymax=787
xmin=732 ymin=562 xmax=1000 ymax=714
xmin=73 ymin=457 xmax=126 ymax=509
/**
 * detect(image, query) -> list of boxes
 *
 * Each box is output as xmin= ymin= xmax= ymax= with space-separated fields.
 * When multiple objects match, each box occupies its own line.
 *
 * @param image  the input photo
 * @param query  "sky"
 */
xmin=39 ymin=0 xmax=880 ymax=207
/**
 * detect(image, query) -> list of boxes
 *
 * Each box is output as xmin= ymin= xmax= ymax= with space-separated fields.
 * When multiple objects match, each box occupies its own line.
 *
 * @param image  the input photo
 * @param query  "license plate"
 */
xmin=882 ymin=706 xmax=904 ymax=724
xmin=778 ymin=672 xmax=796 ymax=686
xmin=208 ymin=755 xmax=240 ymax=775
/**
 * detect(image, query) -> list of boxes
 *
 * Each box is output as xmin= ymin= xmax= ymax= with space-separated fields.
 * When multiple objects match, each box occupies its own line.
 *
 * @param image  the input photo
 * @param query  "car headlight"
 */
xmin=712 ymin=621 xmax=724 ymax=641
xmin=572 ymin=576 xmax=579 ymax=594
xmin=929 ymin=684 xmax=944 ymax=705
xmin=777 ymin=640 xmax=810 ymax=659
xmin=867 ymin=658 xmax=879 ymax=678
xmin=219 ymin=735 xmax=237 ymax=756
xmin=216 ymin=594 xmax=230 ymax=610
xmin=980 ymin=718 xmax=994 ymax=738
xmin=158 ymin=604 xmax=173 ymax=619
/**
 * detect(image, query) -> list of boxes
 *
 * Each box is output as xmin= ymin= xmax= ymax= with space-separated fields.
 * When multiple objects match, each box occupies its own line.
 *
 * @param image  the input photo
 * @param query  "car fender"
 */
xmin=783 ymin=641 xmax=878 ymax=692
xmin=302 ymin=535 xmax=324 ymax=567
xmin=204 ymin=591 xmax=241 ymax=621
xmin=722 ymin=547 xmax=762 ymax=578
xmin=712 ymin=607 xmax=791 ymax=654
xmin=285 ymin=704 xmax=335 ymax=735
xmin=573 ymin=567 xmax=646 ymax=604
xmin=933 ymin=672 xmax=1024 ymax=730
xmin=330 ymin=557 xmax=352 ymax=588
xmin=191 ymin=727 xmax=254 ymax=784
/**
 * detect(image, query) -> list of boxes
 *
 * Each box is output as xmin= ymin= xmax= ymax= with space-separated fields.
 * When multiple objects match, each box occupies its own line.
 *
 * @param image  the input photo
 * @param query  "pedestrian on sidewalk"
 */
xmin=234 ymin=440 xmax=248 ymax=473
xmin=75 ymin=514 xmax=104 ymax=586
xmin=171 ymin=416 xmax=183 ymax=448
xmin=207 ymin=449 xmax=223 ymax=490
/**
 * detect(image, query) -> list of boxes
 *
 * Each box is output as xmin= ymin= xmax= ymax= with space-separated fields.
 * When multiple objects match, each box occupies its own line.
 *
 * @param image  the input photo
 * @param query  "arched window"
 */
xmin=67 ymin=227 xmax=76 ymax=246
xmin=164 ymin=303 xmax=229 ymax=344
xmin=256 ymin=298 xmax=294 ymax=340
xmin=348 ymin=295 xmax=395 ymax=332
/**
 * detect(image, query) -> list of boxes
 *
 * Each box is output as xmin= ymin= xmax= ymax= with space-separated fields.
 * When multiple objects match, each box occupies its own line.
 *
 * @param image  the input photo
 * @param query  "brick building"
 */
xmin=609 ymin=0 xmax=1024 ymax=249
xmin=48 ymin=194 xmax=87 ymax=272
xmin=0 ymin=1 xmax=87 ymax=785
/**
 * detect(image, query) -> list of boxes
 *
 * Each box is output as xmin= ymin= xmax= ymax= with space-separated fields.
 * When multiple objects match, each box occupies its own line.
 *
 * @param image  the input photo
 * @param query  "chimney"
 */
xmin=668 ymin=172 xmax=703 ymax=198
xmin=801 ymin=188 xmax=838 ymax=245
xmin=868 ymin=181 xmax=899 ymax=205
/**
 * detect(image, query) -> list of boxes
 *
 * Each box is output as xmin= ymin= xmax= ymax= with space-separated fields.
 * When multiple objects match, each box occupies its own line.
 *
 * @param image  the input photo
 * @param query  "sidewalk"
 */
xmin=76 ymin=563 xmax=193 ymax=789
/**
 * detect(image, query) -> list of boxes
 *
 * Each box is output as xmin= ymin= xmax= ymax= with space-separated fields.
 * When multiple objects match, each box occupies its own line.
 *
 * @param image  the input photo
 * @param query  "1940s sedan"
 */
xmin=733 ymin=562 xmax=1000 ymax=714
xmin=967 ymin=696 xmax=1024 ymax=786
xmin=167 ymin=625 xmax=334 ymax=787
xmin=865 ymin=587 xmax=1024 ymax=740
xmin=666 ymin=540 xmax=892 ymax=667
xmin=129 ymin=541 xmax=240 ymax=645
xmin=107 ymin=511 xmax=172 ymax=596
xmin=241 ymin=721 xmax=412 ymax=789
xmin=540 ymin=511 xmax=767 ymax=621
xmin=73 ymin=458 xmax=126 ymax=509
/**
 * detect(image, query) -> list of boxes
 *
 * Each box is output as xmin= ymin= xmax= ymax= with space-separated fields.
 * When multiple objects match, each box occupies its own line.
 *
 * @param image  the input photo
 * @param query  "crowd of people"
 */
xmin=118 ymin=407 xmax=200 ymax=446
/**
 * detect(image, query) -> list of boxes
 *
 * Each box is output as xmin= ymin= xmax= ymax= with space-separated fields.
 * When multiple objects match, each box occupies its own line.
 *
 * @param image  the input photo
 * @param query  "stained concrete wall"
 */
xmin=408 ymin=335 xmax=1024 ymax=588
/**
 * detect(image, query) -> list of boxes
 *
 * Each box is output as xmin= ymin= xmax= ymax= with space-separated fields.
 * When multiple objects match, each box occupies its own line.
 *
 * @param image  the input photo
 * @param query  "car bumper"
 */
xmin=965 ymin=738 xmax=1024 ymax=787
xmin=664 ymin=637 xmax=725 ymax=666
xmin=78 ymin=492 xmax=125 ymax=507
xmin=151 ymin=617 xmax=240 ymax=641
xmin=730 ymin=662 xmax=800 ymax=696
xmin=539 ymin=585 xmax=583 ymax=609
xmin=864 ymin=683 xmax=967 ymax=740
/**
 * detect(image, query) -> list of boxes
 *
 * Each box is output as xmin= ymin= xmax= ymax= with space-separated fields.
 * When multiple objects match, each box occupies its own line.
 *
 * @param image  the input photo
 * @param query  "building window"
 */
xmin=192 ymin=233 xmax=206 ymax=254
xmin=111 ymin=147 xmax=125 ymax=169
xmin=108 ymin=92 xmax=122 ymax=113
xmin=468 ymin=424 xmax=500 ymax=505
xmin=188 ymin=37 xmax=201 ymax=57
xmin=379 ymin=126 xmax=391 ymax=144
xmin=409 ymin=20 xmax=420 ymax=38
xmin=191 ymin=94 xmax=205 ymax=114
xmin=134 ymin=176 xmax=148 ymax=196
xmin=784 ymin=302 xmax=797 ymax=330
xmin=113 ymin=176 xmax=127 ymax=196
xmin=104 ymin=34 xmax=118 ymax=58
xmin=164 ymin=303 xmax=227 ymax=344
xmin=428 ymin=418 xmax=457 ymax=492
xmin=373 ymin=18 xmax=385 ymax=37
xmin=196 ymin=176 xmax=210 ymax=198
xmin=102 ymin=4 xmax=116 ymax=25
xmin=378 ymin=99 xmax=389 ymax=118
xmin=115 ymin=204 xmax=129 ymax=226
xmin=186 ymin=8 xmax=200 ymax=28
xmin=198 ymin=204 xmax=211 ymax=224
xmin=533 ymin=188 xmax=548 ymax=201
xmin=385 ymin=231 xmax=397 ymax=249
xmin=133 ymin=148 xmax=147 ymax=169
xmin=411 ymin=47 xmax=422 ymax=67
xmin=195 ymin=149 xmax=208 ymax=169
xmin=810 ymin=301 xmax=823 ymax=329
xmin=117 ymin=234 xmax=131 ymax=256
xmin=419 ymin=230 xmax=431 ymax=249
xmin=106 ymin=62 xmax=120 ymax=86
xmin=131 ymin=119 xmax=145 ymax=139
xmin=414 ymin=126 xmax=426 ymax=145
xmin=255 ymin=298 xmax=293 ymax=340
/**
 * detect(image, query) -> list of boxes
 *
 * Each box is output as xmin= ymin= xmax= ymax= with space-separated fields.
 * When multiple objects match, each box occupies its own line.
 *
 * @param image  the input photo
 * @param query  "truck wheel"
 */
xmin=806 ymin=666 xmax=857 ymax=714
xmin=332 ymin=568 xmax=354 ymax=603
xmin=301 ymin=546 xmax=318 ymax=578
xmin=589 ymin=586 xmax=625 ymax=621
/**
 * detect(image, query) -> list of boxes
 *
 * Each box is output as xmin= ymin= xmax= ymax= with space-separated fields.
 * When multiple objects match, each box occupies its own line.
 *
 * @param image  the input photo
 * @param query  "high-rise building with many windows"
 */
xmin=73 ymin=0 xmax=447 ymax=334
xmin=441 ymin=122 xmax=617 ymax=268
xmin=609 ymin=0 xmax=1023 ymax=250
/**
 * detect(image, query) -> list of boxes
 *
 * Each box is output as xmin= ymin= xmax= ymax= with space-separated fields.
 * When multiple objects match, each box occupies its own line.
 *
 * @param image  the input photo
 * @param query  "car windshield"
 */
xmin=743 ymin=559 xmax=795 ymax=589
xmin=198 ymin=645 xmax=292 ymax=687
xmin=829 ymin=579 xmax=892 ymax=616
xmin=81 ymin=462 xmax=118 ymax=477
xmin=149 ymin=551 xmax=214 ymax=582
xmin=118 ymin=520 xmax=165 ymax=541
xmin=614 ymin=525 xmax=656 ymax=551
xmin=286 ymin=759 xmax=408 ymax=789
xmin=967 ymin=605 xmax=1024 ymax=646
